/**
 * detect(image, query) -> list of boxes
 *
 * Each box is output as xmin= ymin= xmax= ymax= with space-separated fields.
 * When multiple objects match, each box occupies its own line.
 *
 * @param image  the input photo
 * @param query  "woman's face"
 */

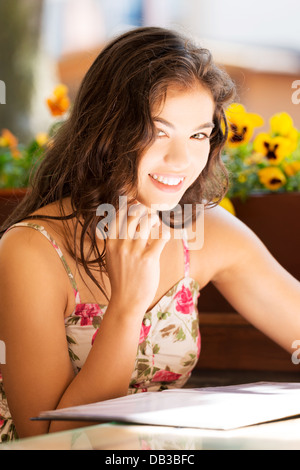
xmin=136 ymin=83 xmax=215 ymax=211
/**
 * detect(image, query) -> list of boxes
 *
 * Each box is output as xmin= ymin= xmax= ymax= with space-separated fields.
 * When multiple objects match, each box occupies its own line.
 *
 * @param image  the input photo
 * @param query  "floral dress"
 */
xmin=0 ymin=223 xmax=201 ymax=442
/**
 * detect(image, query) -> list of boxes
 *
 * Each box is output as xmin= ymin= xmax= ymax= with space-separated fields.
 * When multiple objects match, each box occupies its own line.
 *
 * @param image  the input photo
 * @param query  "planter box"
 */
xmin=196 ymin=313 xmax=296 ymax=373
xmin=0 ymin=188 xmax=27 ymax=227
xmin=200 ymin=192 xmax=300 ymax=313
xmin=232 ymin=192 xmax=300 ymax=281
xmin=198 ymin=192 xmax=300 ymax=373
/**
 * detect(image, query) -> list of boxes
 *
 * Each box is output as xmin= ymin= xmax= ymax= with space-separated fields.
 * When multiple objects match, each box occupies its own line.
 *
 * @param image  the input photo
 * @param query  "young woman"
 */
xmin=0 ymin=27 xmax=299 ymax=442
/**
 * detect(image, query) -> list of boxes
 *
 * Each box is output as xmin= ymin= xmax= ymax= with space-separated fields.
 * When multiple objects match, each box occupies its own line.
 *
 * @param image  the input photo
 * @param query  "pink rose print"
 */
xmin=152 ymin=370 xmax=182 ymax=382
xmin=75 ymin=303 xmax=102 ymax=326
xmin=73 ymin=288 xmax=81 ymax=304
xmin=0 ymin=419 xmax=4 ymax=428
xmin=183 ymin=243 xmax=190 ymax=272
xmin=51 ymin=240 xmax=59 ymax=250
xmin=139 ymin=322 xmax=151 ymax=344
xmin=174 ymin=285 xmax=194 ymax=314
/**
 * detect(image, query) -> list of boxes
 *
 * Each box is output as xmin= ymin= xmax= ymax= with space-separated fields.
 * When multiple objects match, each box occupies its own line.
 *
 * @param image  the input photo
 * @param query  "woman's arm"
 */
xmin=204 ymin=205 xmax=300 ymax=354
xmin=0 ymin=211 xmax=167 ymax=437
xmin=0 ymin=228 xmax=77 ymax=437
xmin=0 ymin=213 xmax=165 ymax=437
xmin=0 ymin=229 xmax=145 ymax=437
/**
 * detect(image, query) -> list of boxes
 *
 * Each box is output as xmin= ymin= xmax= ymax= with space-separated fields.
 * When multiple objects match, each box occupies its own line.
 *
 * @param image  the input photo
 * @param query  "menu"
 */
xmin=35 ymin=382 xmax=300 ymax=430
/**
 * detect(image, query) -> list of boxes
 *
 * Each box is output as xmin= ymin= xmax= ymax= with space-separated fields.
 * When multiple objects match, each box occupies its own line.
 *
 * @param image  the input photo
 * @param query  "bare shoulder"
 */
xmin=203 ymin=203 xmax=253 ymax=239
xmin=191 ymin=203 xmax=269 ymax=282
xmin=0 ymin=225 xmax=69 ymax=317
xmin=0 ymin=222 xmax=60 ymax=261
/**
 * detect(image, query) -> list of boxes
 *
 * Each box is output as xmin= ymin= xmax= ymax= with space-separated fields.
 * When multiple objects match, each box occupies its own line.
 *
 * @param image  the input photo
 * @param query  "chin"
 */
xmin=157 ymin=202 xmax=180 ymax=212
xmin=139 ymin=198 xmax=182 ymax=213
xmin=137 ymin=188 xmax=184 ymax=213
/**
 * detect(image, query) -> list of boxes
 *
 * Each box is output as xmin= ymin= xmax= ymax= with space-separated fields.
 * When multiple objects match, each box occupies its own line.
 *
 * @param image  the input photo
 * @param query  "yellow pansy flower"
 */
xmin=258 ymin=167 xmax=286 ymax=191
xmin=225 ymin=103 xmax=264 ymax=148
xmin=253 ymin=133 xmax=293 ymax=164
xmin=219 ymin=197 xmax=236 ymax=215
xmin=269 ymin=112 xmax=298 ymax=152
xmin=46 ymin=84 xmax=70 ymax=117
xmin=283 ymin=161 xmax=300 ymax=177
xmin=270 ymin=112 xmax=294 ymax=135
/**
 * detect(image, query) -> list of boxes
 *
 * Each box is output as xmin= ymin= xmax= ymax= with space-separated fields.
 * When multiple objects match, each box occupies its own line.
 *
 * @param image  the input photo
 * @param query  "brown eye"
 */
xmin=192 ymin=132 xmax=207 ymax=140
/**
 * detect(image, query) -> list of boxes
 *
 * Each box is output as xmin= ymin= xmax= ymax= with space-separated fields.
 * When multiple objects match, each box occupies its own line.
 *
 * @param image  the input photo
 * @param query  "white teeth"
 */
xmin=150 ymin=174 xmax=184 ymax=186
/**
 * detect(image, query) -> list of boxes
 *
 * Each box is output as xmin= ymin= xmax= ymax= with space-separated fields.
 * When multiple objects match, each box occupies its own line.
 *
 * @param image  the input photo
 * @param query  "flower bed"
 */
xmin=222 ymin=104 xmax=300 ymax=201
xmin=0 ymin=84 xmax=70 ymax=189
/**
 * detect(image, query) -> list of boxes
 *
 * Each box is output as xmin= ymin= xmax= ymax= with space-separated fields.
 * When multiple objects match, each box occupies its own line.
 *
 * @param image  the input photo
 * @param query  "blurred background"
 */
xmin=0 ymin=0 xmax=300 ymax=142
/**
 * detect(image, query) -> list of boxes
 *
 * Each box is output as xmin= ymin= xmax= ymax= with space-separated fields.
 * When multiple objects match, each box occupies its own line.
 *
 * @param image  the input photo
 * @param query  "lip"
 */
xmin=148 ymin=174 xmax=185 ymax=193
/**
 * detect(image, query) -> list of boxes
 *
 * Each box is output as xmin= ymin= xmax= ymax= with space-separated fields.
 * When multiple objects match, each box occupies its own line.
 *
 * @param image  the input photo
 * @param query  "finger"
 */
xmin=146 ymin=226 xmax=171 ymax=257
xmin=115 ymin=197 xmax=132 ymax=240
xmin=125 ymin=203 xmax=149 ymax=240
xmin=131 ymin=212 xmax=160 ymax=241
xmin=106 ymin=199 xmax=143 ymax=240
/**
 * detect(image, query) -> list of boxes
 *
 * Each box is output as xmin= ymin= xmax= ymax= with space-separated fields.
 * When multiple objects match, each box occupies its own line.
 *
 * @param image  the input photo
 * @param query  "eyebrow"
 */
xmin=153 ymin=117 xmax=215 ymax=132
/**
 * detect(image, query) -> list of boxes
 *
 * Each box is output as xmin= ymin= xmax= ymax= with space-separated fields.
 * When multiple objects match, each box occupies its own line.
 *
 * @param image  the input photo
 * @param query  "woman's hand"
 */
xmin=104 ymin=201 xmax=171 ymax=314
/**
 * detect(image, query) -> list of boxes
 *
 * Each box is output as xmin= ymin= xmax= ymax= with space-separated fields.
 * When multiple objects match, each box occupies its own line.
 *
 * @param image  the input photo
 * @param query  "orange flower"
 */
xmin=46 ymin=84 xmax=70 ymax=117
xmin=0 ymin=129 xmax=22 ymax=158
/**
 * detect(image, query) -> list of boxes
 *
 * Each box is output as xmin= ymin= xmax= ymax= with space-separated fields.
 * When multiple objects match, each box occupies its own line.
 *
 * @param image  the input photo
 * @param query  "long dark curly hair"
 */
xmin=0 ymin=26 xmax=235 ymax=301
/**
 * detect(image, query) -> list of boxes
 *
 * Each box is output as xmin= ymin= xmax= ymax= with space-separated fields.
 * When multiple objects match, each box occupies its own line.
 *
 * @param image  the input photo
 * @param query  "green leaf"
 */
xmin=175 ymin=327 xmax=186 ymax=342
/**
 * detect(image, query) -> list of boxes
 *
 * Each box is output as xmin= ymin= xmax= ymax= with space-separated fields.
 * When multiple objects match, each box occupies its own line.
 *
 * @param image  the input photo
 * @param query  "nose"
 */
xmin=164 ymin=139 xmax=190 ymax=170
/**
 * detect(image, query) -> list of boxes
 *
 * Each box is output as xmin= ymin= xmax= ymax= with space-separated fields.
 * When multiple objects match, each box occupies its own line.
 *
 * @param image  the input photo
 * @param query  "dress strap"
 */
xmin=181 ymin=228 xmax=190 ymax=278
xmin=5 ymin=222 xmax=81 ymax=304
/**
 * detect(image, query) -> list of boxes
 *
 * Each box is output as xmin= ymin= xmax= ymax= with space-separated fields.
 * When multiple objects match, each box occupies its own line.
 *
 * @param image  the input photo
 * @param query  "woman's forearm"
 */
xmin=49 ymin=300 xmax=144 ymax=433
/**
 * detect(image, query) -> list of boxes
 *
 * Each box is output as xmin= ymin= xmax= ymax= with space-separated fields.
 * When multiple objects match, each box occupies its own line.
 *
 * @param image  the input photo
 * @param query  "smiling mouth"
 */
xmin=148 ymin=174 xmax=185 ymax=192
xmin=149 ymin=173 xmax=185 ymax=186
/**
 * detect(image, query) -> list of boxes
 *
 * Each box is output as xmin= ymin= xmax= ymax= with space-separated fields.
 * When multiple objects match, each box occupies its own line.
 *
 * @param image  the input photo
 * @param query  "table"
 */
xmin=1 ymin=417 xmax=300 ymax=450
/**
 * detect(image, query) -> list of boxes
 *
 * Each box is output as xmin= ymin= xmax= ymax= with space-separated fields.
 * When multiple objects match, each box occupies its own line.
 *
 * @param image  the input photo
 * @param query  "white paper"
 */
xmin=36 ymin=382 xmax=300 ymax=430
